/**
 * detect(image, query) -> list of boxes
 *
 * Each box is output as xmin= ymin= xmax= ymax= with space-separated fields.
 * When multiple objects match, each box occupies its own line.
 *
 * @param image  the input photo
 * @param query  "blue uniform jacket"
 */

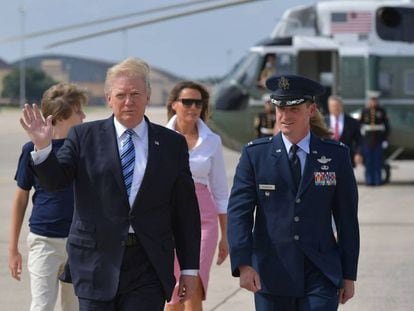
xmin=227 ymin=132 xmax=359 ymax=297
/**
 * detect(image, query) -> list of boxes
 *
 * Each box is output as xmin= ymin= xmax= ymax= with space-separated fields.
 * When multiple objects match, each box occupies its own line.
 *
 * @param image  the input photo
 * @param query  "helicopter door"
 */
xmin=297 ymin=50 xmax=339 ymax=113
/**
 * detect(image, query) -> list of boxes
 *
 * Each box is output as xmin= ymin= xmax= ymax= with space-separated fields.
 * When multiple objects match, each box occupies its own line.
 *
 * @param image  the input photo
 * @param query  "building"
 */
xmin=14 ymin=54 xmax=184 ymax=106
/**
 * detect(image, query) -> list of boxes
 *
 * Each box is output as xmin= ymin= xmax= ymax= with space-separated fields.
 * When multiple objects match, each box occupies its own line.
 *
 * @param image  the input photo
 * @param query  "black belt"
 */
xmin=125 ymin=233 xmax=140 ymax=247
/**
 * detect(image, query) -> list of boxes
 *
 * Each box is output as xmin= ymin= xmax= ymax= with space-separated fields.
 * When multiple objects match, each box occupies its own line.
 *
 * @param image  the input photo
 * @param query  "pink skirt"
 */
xmin=168 ymin=183 xmax=219 ymax=304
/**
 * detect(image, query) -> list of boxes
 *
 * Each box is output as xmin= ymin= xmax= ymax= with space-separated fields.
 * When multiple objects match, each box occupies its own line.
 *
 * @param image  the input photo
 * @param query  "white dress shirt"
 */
xmin=329 ymin=113 xmax=344 ymax=138
xmin=166 ymin=115 xmax=229 ymax=214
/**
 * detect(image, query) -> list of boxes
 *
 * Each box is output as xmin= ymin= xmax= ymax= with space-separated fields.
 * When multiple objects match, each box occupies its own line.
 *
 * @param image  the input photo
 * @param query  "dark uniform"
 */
xmin=227 ymin=75 xmax=360 ymax=311
xmin=254 ymin=112 xmax=276 ymax=138
xmin=359 ymin=94 xmax=390 ymax=185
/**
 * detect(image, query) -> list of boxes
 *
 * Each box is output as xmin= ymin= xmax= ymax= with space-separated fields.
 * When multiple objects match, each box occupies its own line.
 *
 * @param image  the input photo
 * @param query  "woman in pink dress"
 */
xmin=165 ymin=81 xmax=229 ymax=311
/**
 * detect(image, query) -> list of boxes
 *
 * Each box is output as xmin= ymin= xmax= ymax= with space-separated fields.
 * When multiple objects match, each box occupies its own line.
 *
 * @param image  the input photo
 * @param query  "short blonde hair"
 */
xmin=104 ymin=57 xmax=151 ymax=96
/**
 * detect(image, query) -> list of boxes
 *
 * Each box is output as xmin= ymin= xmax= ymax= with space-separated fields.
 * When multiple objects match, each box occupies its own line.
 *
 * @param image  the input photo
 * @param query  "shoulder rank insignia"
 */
xmin=317 ymin=155 xmax=332 ymax=164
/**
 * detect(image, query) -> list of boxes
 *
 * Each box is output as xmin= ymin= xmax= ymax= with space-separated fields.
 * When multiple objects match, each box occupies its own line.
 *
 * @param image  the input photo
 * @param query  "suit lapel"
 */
xmin=131 ymin=118 xmax=161 ymax=212
xmin=272 ymin=133 xmax=297 ymax=195
xmin=341 ymin=115 xmax=352 ymax=142
xmin=99 ymin=117 xmax=128 ymax=200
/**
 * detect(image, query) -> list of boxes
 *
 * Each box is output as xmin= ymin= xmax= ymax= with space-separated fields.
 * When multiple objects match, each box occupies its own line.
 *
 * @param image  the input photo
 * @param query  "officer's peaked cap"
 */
xmin=265 ymin=74 xmax=325 ymax=107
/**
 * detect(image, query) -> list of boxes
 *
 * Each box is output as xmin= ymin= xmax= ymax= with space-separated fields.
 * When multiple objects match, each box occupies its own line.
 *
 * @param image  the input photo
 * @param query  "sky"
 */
xmin=0 ymin=0 xmax=317 ymax=79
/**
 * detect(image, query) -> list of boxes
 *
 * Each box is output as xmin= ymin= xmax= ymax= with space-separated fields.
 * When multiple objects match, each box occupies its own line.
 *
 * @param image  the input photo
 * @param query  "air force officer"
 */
xmin=227 ymin=75 xmax=359 ymax=311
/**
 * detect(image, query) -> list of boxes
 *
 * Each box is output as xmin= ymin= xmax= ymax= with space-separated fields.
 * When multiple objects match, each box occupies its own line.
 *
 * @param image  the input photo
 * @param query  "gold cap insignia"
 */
xmin=278 ymin=76 xmax=290 ymax=90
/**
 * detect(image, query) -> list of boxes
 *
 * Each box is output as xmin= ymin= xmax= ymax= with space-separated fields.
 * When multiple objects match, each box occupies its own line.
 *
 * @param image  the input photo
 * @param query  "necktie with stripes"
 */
xmin=121 ymin=129 xmax=135 ymax=196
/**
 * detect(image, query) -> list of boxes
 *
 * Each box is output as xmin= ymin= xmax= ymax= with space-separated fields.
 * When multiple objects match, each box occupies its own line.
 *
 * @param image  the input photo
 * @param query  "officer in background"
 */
xmin=359 ymin=90 xmax=390 ymax=186
xmin=227 ymin=75 xmax=360 ymax=311
xmin=254 ymin=94 xmax=276 ymax=138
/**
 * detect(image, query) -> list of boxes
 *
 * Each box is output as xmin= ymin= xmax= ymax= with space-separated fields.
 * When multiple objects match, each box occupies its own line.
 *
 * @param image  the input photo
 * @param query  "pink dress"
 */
xmin=166 ymin=116 xmax=228 ymax=304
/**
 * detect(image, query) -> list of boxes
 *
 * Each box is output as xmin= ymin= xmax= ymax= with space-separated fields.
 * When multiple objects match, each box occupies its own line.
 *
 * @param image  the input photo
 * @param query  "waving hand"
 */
xmin=20 ymin=104 xmax=53 ymax=150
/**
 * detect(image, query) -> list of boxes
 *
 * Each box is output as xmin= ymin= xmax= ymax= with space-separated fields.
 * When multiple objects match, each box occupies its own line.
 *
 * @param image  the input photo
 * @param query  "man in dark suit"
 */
xmin=325 ymin=95 xmax=362 ymax=167
xmin=20 ymin=58 xmax=201 ymax=310
xmin=227 ymin=75 xmax=360 ymax=310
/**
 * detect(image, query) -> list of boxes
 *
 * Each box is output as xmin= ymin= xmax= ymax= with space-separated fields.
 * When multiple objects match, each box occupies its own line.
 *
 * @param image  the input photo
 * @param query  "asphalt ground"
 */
xmin=1 ymin=106 xmax=413 ymax=310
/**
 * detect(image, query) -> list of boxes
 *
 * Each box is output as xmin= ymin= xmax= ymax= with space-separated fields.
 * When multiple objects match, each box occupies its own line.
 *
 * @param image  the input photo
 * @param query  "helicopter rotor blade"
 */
xmin=0 ymin=0 xmax=223 ymax=43
xmin=45 ymin=0 xmax=268 ymax=49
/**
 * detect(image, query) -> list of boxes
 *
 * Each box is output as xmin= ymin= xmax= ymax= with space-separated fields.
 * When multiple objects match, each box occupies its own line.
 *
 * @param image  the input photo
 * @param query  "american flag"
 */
xmin=331 ymin=11 xmax=372 ymax=34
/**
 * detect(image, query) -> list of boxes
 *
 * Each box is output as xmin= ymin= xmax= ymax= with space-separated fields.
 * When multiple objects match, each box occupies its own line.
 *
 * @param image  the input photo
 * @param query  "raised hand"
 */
xmin=20 ymin=104 xmax=53 ymax=150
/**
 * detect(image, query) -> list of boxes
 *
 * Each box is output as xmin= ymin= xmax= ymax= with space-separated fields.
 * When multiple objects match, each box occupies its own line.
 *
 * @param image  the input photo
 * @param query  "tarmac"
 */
xmin=1 ymin=106 xmax=413 ymax=310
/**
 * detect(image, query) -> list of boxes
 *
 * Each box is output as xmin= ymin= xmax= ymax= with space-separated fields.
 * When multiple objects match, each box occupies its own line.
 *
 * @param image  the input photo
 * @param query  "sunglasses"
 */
xmin=177 ymin=98 xmax=204 ymax=108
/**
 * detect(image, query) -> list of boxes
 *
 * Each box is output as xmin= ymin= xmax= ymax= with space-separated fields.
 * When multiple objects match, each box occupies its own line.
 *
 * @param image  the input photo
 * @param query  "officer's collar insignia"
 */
xmin=278 ymin=76 xmax=290 ymax=90
xmin=312 ymin=150 xmax=318 ymax=154
xmin=276 ymin=149 xmax=282 ymax=153
xmin=317 ymin=155 xmax=332 ymax=164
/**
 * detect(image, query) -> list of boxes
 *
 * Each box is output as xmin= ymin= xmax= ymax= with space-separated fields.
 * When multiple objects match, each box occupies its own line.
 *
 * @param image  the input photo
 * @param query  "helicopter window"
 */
xmin=223 ymin=55 xmax=247 ymax=81
xmin=272 ymin=5 xmax=317 ymax=37
xmin=379 ymin=72 xmax=392 ymax=95
xmin=277 ymin=54 xmax=294 ymax=75
xmin=376 ymin=7 xmax=414 ymax=43
xmin=404 ymin=70 xmax=414 ymax=95
xmin=236 ymin=52 xmax=261 ymax=87
xmin=340 ymin=57 xmax=365 ymax=99
xmin=258 ymin=54 xmax=277 ymax=88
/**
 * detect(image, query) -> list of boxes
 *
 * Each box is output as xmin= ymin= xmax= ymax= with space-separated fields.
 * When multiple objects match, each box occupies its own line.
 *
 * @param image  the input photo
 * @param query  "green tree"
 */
xmin=2 ymin=67 xmax=57 ymax=104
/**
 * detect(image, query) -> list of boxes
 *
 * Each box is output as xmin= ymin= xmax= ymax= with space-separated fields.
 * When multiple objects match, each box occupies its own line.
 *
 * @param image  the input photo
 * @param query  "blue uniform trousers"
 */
xmin=363 ymin=144 xmax=383 ymax=185
xmin=254 ymin=258 xmax=339 ymax=311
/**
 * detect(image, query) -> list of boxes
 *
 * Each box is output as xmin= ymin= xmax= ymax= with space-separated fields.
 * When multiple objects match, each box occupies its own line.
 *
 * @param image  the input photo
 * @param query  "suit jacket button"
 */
xmin=294 ymin=216 xmax=300 ymax=222
xmin=294 ymin=235 xmax=300 ymax=241
xmin=296 ymin=198 xmax=301 ymax=204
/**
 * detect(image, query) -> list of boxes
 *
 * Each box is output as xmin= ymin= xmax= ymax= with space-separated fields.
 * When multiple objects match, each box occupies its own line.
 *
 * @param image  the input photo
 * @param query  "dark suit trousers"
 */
xmin=254 ymin=258 xmax=339 ymax=311
xmin=78 ymin=240 xmax=165 ymax=311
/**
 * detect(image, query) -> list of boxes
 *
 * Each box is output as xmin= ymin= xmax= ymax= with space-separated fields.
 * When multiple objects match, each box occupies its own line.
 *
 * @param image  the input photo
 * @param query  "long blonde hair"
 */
xmin=311 ymin=108 xmax=332 ymax=139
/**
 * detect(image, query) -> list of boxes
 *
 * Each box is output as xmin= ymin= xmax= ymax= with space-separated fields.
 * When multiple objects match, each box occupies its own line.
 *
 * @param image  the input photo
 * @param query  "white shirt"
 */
xmin=281 ymin=132 xmax=311 ymax=174
xmin=329 ymin=113 xmax=344 ymax=137
xmin=166 ymin=115 xmax=229 ymax=214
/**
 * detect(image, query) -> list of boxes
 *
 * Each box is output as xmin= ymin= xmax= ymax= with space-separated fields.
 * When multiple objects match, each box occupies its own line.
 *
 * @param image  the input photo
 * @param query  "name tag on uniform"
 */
xmin=314 ymin=172 xmax=336 ymax=186
xmin=259 ymin=184 xmax=276 ymax=190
